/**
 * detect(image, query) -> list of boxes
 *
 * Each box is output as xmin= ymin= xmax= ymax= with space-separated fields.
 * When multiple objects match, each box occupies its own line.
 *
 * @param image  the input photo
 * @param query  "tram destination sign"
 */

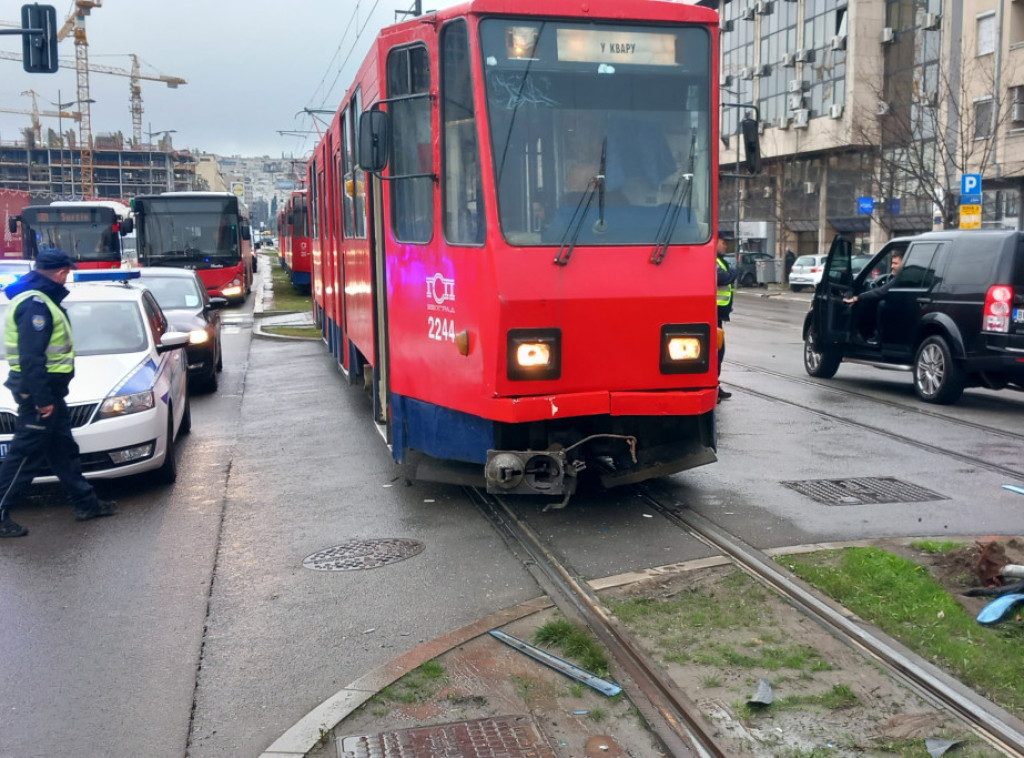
xmin=556 ymin=28 xmax=676 ymax=66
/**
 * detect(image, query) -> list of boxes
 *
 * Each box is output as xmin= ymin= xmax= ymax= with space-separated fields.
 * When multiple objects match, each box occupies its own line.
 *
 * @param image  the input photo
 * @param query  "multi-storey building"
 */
xmin=0 ymin=132 xmax=196 ymax=202
xmin=717 ymin=0 xmax=1024 ymax=260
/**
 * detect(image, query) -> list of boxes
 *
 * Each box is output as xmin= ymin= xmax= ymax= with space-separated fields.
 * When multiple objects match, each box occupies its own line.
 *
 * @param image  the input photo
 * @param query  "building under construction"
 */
xmin=0 ymin=131 xmax=197 ymax=201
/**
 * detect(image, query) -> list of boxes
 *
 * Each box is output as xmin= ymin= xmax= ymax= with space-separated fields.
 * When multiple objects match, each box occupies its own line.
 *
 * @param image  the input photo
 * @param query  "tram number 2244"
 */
xmin=428 ymin=316 xmax=457 ymax=343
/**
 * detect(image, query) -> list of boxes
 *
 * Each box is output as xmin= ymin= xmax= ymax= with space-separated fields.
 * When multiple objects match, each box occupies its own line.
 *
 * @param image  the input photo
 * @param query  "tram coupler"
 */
xmin=484 ymin=449 xmax=578 ymax=497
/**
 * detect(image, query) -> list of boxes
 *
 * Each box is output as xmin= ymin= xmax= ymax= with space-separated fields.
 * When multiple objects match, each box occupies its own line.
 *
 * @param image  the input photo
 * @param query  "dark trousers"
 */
xmin=0 ymin=395 xmax=98 ymax=521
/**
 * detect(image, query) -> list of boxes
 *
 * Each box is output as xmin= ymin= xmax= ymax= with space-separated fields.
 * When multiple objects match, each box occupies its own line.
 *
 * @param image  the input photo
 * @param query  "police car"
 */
xmin=0 ymin=270 xmax=191 ymax=483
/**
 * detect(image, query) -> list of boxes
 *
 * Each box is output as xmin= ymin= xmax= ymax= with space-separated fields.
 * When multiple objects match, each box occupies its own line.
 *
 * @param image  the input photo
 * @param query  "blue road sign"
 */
xmin=962 ymin=173 xmax=982 ymax=198
xmin=961 ymin=194 xmax=982 ymax=205
xmin=857 ymin=196 xmax=874 ymax=215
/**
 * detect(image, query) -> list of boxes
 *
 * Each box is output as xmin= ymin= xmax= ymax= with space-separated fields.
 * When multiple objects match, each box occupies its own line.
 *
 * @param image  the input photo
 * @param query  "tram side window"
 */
xmin=309 ymin=158 xmax=319 ymax=240
xmin=351 ymin=94 xmax=367 ymax=238
xmin=341 ymin=114 xmax=355 ymax=238
xmin=387 ymin=45 xmax=433 ymax=243
xmin=442 ymin=19 xmax=485 ymax=245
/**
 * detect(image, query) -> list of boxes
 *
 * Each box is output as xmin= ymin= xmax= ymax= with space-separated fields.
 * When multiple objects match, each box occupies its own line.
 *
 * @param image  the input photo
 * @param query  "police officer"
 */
xmin=716 ymin=231 xmax=738 ymax=403
xmin=0 ymin=249 xmax=115 ymax=538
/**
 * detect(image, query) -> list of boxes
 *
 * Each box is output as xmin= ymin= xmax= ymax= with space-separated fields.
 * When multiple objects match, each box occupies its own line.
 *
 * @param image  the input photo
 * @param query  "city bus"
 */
xmin=307 ymin=0 xmax=738 ymax=500
xmin=7 ymin=200 xmax=133 ymax=269
xmin=131 ymin=192 xmax=254 ymax=303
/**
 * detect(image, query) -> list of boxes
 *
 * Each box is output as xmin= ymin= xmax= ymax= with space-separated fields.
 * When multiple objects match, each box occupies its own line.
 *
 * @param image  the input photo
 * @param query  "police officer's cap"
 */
xmin=717 ymin=230 xmax=735 ymax=241
xmin=35 ymin=249 xmax=77 ymax=270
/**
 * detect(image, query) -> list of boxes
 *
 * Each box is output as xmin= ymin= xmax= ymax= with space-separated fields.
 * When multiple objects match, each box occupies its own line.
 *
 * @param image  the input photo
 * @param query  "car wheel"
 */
xmin=155 ymin=413 xmax=178 ymax=484
xmin=804 ymin=332 xmax=841 ymax=378
xmin=914 ymin=336 xmax=964 ymax=404
xmin=203 ymin=368 xmax=219 ymax=393
xmin=216 ymin=340 xmax=223 ymax=372
xmin=180 ymin=396 xmax=192 ymax=436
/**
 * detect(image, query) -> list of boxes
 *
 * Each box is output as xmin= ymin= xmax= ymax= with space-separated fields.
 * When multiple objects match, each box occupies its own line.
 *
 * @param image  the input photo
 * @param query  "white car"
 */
xmin=789 ymin=254 xmax=828 ymax=292
xmin=0 ymin=271 xmax=191 ymax=484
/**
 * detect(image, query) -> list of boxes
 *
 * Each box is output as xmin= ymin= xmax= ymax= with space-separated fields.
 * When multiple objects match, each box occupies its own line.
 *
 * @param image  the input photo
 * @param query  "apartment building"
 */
xmin=718 ymin=0 xmax=1024 ymax=259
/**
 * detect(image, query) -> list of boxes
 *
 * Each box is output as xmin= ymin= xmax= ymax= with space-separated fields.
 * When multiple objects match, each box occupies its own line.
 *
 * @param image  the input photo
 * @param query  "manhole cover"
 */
xmin=338 ymin=715 xmax=556 ymax=758
xmin=781 ymin=477 xmax=948 ymax=506
xmin=302 ymin=538 xmax=425 ymax=571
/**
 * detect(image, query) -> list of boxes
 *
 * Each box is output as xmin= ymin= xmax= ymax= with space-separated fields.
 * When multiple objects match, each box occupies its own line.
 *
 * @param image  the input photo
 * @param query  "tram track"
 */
xmin=727 ymin=360 xmax=1024 ymax=481
xmin=468 ymin=483 xmax=1024 ymax=756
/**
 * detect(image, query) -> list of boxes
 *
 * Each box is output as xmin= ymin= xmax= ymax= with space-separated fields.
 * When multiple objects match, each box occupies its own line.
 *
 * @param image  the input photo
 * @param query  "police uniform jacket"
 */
xmin=716 ymin=255 xmax=737 ymax=323
xmin=3 ymin=270 xmax=74 ymax=408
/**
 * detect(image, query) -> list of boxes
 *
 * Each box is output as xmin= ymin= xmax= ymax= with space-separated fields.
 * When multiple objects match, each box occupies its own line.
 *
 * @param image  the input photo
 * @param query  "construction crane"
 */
xmin=0 ymin=89 xmax=81 ymax=144
xmin=57 ymin=0 xmax=100 ymax=196
xmin=0 ymin=50 xmax=186 ymax=146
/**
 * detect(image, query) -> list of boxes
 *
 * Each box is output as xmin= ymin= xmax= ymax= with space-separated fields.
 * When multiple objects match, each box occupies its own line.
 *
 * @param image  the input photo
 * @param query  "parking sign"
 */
xmin=961 ymin=174 xmax=982 ymax=206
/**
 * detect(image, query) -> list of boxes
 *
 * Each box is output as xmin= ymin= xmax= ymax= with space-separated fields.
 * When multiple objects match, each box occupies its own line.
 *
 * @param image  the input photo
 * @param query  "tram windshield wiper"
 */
xmin=554 ymin=137 xmax=607 ymax=267
xmin=650 ymin=133 xmax=697 ymax=264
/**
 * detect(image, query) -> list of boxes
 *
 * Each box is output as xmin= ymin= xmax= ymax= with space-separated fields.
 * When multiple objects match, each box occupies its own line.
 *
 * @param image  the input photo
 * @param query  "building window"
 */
xmin=974 ymin=98 xmax=994 ymax=139
xmin=1012 ymin=86 xmax=1024 ymax=128
xmin=977 ymin=12 xmax=995 ymax=57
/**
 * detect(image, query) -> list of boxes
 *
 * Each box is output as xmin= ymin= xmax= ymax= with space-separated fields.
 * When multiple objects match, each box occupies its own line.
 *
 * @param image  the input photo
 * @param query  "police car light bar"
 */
xmin=73 ymin=270 xmax=142 ymax=283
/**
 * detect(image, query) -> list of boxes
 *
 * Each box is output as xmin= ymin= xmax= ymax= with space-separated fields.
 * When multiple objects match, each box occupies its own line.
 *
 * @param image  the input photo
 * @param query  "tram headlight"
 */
xmin=660 ymin=324 xmax=711 ymax=374
xmin=507 ymin=328 xmax=561 ymax=380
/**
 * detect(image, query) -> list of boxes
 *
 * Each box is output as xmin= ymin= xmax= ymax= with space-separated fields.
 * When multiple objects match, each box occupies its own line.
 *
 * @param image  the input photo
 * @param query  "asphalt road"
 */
xmin=2 ymin=279 xmax=1023 ymax=758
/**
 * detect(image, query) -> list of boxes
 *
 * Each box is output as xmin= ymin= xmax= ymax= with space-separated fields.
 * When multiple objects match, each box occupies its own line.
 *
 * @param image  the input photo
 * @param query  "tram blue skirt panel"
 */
xmin=391 ymin=395 xmax=495 ymax=464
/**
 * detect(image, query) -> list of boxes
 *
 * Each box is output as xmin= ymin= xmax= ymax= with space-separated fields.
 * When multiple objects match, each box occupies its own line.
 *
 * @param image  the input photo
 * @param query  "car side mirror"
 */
xmin=157 ymin=331 xmax=189 ymax=353
xmin=119 ymin=217 xmax=133 ymax=235
xmin=8 ymin=216 xmax=19 ymax=234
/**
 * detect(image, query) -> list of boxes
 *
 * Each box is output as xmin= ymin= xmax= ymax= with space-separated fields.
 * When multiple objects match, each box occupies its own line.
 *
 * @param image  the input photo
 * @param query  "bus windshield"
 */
xmin=479 ymin=19 xmax=713 ymax=247
xmin=21 ymin=207 xmax=121 ymax=263
xmin=137 ymin=197 xmax=243 ymax=269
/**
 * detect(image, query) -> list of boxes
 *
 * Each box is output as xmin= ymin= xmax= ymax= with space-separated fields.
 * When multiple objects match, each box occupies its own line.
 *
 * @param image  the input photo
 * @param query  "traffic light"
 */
xmin=21 ymin=4 xmax=59 ymax=74
xmin=741 ymin=117 xmax=762 ymax=174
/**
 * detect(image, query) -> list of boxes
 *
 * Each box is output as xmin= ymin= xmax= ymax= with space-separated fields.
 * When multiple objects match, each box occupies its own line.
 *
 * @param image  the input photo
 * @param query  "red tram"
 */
xmin=279 ymin=190 xmax=311 ymax=293
xmin=309 ymin=0 xmax=728 ymax=500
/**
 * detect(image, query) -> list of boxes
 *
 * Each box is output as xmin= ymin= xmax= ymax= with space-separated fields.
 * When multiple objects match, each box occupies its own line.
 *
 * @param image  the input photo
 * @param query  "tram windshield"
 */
xmin=135 ymin=197 xmax=244 ymax=269
xmin=480 ymin=19 xmax=713 ymax=247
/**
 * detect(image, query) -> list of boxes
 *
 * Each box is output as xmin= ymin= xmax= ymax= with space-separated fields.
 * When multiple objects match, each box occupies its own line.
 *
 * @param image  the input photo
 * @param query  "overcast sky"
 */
xmin=0 ymin=0 xmax=459 ymax=159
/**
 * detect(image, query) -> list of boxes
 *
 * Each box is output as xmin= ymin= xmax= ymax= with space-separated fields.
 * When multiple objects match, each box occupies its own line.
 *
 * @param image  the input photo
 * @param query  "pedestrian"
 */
xmin=716 ymin=231 xmax=738 ymax=403
xmin=784 ymin=249 xmax=796 ymax=283
xmin=0 ymin=248 xmax=116 ymax=538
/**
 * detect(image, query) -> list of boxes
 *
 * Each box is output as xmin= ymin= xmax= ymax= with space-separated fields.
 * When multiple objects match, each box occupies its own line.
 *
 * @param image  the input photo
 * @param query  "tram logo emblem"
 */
xmin=426 ymin=273 xmax=455 ymax=306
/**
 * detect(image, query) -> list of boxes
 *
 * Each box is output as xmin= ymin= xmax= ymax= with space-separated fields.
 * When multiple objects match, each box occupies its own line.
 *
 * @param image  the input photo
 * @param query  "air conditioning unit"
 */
xmin=788 ymin=93 xmax=805 ymax=110
xmin=793 ymin=109 xmax=810 ymax=128
xmin=877 ymin=101 xmax=891 ymax=116
xmin=741 ymin=6 xmax=756 ymax=21
xmin=804 ymin=182 xmax=817 ymax=194
xmin=881 ymin=27 xmax=895 ymax=44
xmin=758 ymin=120 xmax=767 ymax=134
xmin=831 ymin=34 xmax=847 ymax=51
xmin=738 ymin=189 xmax=747 ymax=200
xmin=787 ymin=79 xmax=807 ymax=93
xmin=754 ymin=64 xmax=771 ymax=77
xmin=777 ymin=115 xmax=791 ymax=130
xmin=740 ymin=67 xmax=754 ymax=80
xmin=763 ymin=186 xmax=773 ymax=198
xmin=720 ymin=74 xmax=734 ymax=87
xmin=720 ymin=19 xmax=734 ymax=32
xmin=782 ymin=52 xmax=796 ymax=68
xmin=1012 ymin=103 xmax=1024 ymax=122
xmin=795 ymin=48 xmax=816 ymax=63
xmin=922 ymin=12 xmax=941 ymax=31
xmin=829 ymin=103 xmax=844 ymax=119
xmin=755 ymin=1 xmax=774 ymax=15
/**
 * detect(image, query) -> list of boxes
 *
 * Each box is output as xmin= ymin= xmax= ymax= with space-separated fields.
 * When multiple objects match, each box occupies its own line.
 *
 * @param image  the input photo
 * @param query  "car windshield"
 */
xmin=0 ymin=299 xmax=147 ymax=358
xmin=795 ymin=256 xmax=817 ymax=267
xmin=140 ymin=276 xmax=204 ymax=310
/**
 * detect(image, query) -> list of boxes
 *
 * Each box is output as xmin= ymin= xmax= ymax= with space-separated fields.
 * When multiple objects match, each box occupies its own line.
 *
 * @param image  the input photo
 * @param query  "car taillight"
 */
xmin=983 ymin=285 xmax=1013 ymax=333
xmin=811 ymin=267 xmax=821 ymax=273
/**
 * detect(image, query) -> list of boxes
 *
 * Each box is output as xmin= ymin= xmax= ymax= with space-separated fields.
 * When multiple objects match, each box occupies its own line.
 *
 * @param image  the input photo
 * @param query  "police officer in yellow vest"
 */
xmin=716 ymin=231 xmax=737 ymax=403
xmin=0 ymin=248 xmax=115 ymax=538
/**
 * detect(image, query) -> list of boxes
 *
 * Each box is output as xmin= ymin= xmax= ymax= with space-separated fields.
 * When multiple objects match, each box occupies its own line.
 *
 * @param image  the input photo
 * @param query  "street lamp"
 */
xmin=146 ymin=125 xmax=177 ymax=193
xmin=50 ymin=90 xmax=94 ymax=198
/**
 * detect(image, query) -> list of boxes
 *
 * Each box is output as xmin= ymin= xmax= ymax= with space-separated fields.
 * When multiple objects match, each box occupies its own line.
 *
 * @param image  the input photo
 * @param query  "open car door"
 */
xmin=811 ymin=235 xmax=854 ymax=347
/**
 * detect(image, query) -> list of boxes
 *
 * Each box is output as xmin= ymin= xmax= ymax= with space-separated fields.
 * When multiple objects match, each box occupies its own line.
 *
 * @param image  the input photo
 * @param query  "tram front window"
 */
xmin=480 ymin=19 xmax=713 ymax=247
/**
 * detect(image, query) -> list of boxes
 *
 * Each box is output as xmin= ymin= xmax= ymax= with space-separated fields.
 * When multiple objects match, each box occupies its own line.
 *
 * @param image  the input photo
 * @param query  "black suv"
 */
xmin=803 ymin=230 xmax=1024 ymax=404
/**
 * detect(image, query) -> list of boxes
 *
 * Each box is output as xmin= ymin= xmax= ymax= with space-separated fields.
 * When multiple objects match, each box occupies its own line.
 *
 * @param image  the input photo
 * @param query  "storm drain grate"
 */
xmin=338 ymin=715 xmax=557 ymax=758
xmin=781 ymin=477 xmax=949 ymax=506
xmin=302 ymin=538 xmax=425 ymax=571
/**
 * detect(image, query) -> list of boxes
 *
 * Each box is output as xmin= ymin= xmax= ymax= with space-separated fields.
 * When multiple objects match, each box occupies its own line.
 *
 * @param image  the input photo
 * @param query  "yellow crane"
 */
xmin=56 ymin=0 xmax=100 ymax=196
xmin=0 ymin=50 xmax=186 ymax=146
